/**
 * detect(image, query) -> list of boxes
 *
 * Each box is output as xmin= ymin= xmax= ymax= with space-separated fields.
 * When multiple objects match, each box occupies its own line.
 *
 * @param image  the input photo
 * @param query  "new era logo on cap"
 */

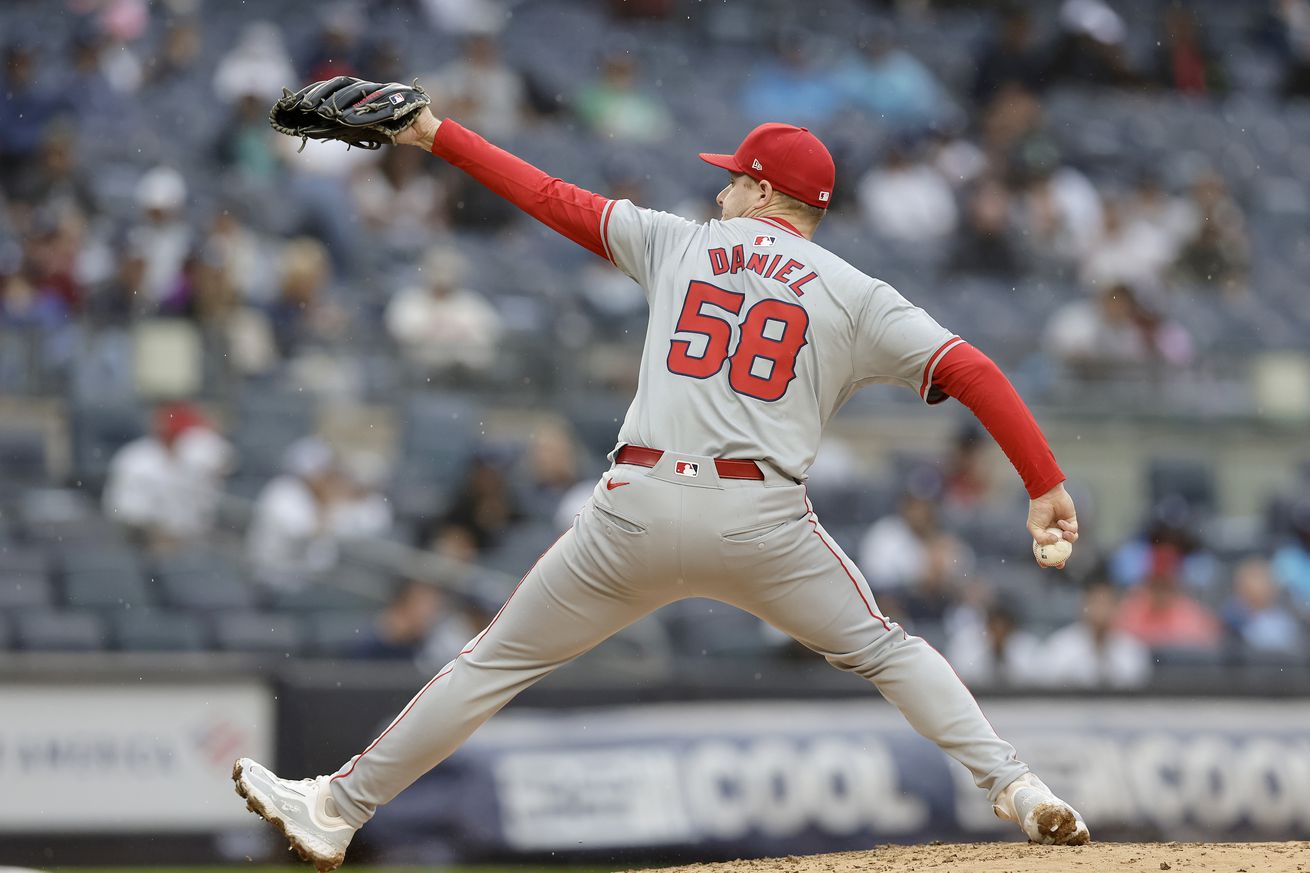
xmin=753 ymin=235 xmax=776 ymax=246
xmin=751 ymin=158 xmax=763 ymax=171
xmin=674 ymin=460 xmax=700 ymax=478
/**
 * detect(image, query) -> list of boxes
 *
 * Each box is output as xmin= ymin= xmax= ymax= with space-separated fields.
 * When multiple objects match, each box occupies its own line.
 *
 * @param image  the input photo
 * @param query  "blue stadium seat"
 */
xmin=306 ymin=610 xmax=380 ymax=657
xmin=213 ymin=611 xmax=306 ymax=655
xmin=14 ymin=611 xmax=109 ymax=652
xmin=0 ymin=570 xmax=54 ymax=609
xmin=111 ymin=609 xmax=209 ymax=652
xmin=0 ymin=428 xmax=48 ymax=486
xmin=63 ymin=568 xmax=155 ymax=611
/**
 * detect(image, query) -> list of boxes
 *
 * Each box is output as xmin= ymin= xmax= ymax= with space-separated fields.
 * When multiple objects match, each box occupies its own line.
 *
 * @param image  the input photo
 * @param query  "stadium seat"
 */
xmin=62 ymin=567 xmax=155 ymax=610
xmin=69 ymin=402 xmax=147 ymax=489
xmin=155 ymin=551 xmax=260 ymax=610
xmin=14 ymin=611 xmax=108 ymax=652
xmin=213 ymin=611 xmax=306 ymax=655
xmin=0 ymin=428 xmax=49 ymax=486
xmin=0 ymin=613 xmax=10 ymax=650
xmin=111 ymin=609 xmax=209 ymax=652
xmin=305 ymin=610 xmax=379 ymax=657
xmin=0 ymin=571 xmax=54 ymax=609
xmin=59 ymin=545 xmax=143 ymax=576
xmin=269 ymin=582 xmax=387 ymax=613
xmin=481 ymin=523 xmax=563 ymax=576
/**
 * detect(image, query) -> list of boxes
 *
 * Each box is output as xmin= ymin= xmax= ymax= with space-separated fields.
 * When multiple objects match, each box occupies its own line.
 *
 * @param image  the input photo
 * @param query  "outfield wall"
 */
xmin=2 ymin=662 xmax=1307 ymax=865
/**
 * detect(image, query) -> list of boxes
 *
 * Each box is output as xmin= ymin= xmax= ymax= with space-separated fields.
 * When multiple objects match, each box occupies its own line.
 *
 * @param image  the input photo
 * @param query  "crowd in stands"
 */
xmin=2 ymin=0 xmax=1310 ymax=687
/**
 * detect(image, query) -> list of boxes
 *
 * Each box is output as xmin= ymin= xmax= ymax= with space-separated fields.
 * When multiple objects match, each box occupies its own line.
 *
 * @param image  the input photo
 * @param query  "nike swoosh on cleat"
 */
xmin=606 ymin=480 xmax=630 ymax=490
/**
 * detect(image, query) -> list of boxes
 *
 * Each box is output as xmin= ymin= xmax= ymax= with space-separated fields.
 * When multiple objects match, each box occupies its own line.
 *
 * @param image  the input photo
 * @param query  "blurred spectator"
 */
xmin=576 ymin=53 xmax=672 ymax=142
xmin=1079 ymin=198 xmax=1177 ymax=290
xmin=65 ymin=22 xmax=133 ymax=118
xmin=1041 ymin=580 xmax=1152 ymax=688
xmin=0 ymin=44 xmax=64 ymax=184
xmin=247 ymin=437 xmax=351 ymax=590
xmin=418 ymin=0 xmax=506 ymax=35
xmin=856 ymin=141 xmax=958 ymax=243
xmin=1272 ymin=499 xmax=1310 ymax=613
xmin=836 ymin=28 xmax=954 ymax=131
xmin=214 ymin=21 xmax=298 ymax=105
xmin=442 ymin=450 xmax=523 ymax=552
xmin=973 ymin=7 xmax=1047 ymax=104
xmin=942 ymin=425 xmax=993 ymax=512
xmin=1152 ymin=4 xmax=1226 ymax=96
xmin=1014 ymin=158 xmax=1104 ymax=267
xmin=1222 ymin=557 xmax=1303 ymax=656
xmin=1045 ymin=282 xmax=1194 ymax=379
xmin=329 ymin=453 xmax=395 ymax=541
xmin=355 ymin=580 xmax=444 ymax=661
xmin=103 ymin=403 xmax=234 ymax=550
xmin=1118 ymin=546 xmax=1222 ymax=650
xmin=9 ymin=124 xmax=97 ymax=215
xmin=266 ymin=237 xmax=347 ymax=358
xmin=385 ymin=247 xmax=503 ymax=377
xmin=514 ymin=421 xmax=583 ymax=522
xmin=128 ymin=166 xmax=192 ymax=309
xmin=351 ymin=146 xmax=447 ymax=252
xmin=859 ymin=476 xmax=974 ymax=623
xmin=143 ymin=16 xmax=204 ymax=91
xmin=22 ymin=208 xmax=88 ymax=318
xmin=426 ymin=34 xmax=528 ymax=139
xmin=742 ymin=35 xmax=845 ymax=128
xmin=946 ymin=604 xmax=1042 ymax=688
xmin=1110 ymin=499 xmax=1218 ymax=592
xmin=1273 ymin=0 xmax=1310 ymax=98
xmin=216 ymin=91 xmax=283 ymax=185
xmin=1045 ymin=0 xmax=1138 ymax=88
xmin=302 ymin=3 xmax=363 ymax=82
xmin=1173 ymin=171 xmax=1249 ymax=297
xmin=947 ymin=177 xmax=1022 ymax=278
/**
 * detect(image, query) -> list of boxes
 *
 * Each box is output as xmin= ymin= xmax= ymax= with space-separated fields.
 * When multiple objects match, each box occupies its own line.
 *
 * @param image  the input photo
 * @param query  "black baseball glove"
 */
xmin=269 ymin=76 xmax=430 ymax=151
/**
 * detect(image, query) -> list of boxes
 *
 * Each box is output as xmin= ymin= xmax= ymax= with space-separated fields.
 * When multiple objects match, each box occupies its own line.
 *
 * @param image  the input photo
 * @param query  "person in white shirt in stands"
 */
xmin=1041 ymin=578 xmax=1152 ymax=689
xmin=248 ymin=438 xmax=394 ymax=591
xmin=103 ymin=403 xmax=234 ymax=550
xmin=385 ymin=247 xmax=503 ymax=378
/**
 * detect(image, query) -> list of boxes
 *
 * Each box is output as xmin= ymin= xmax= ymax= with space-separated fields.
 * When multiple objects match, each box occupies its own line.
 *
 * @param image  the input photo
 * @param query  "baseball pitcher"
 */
xmin=237 ymin=78 xmax=1089 ymax=871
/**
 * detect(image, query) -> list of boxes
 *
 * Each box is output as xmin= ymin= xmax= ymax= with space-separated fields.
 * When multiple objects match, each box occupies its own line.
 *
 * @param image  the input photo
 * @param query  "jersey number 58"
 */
xmin=666 ymin=279 xmax=809 ymax=402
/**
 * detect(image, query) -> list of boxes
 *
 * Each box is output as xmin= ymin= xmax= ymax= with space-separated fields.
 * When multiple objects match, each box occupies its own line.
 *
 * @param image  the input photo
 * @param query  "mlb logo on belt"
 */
xmin=753 ymin=235 xmax=776 ymax=246
xmin=674 ymin=460 xmax=700 ymax=478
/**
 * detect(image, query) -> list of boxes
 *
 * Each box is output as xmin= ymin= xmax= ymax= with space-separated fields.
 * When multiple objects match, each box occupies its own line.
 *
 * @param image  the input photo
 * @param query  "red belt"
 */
xmin=615 ymin=445 xmax=765 ymax=481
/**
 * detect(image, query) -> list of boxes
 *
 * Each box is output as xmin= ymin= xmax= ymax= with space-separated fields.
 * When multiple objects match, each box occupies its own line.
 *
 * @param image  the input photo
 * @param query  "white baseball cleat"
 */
xmin=232 ymin=757 xmax=356 ymax=871
xmin=992 ymin=772 xmax=1091 ymax=845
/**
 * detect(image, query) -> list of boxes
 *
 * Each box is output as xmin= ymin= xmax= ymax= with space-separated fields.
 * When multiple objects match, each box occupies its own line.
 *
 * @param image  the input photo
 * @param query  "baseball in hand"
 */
xmin=1032 ymin=528 xmax=1073 ymax=567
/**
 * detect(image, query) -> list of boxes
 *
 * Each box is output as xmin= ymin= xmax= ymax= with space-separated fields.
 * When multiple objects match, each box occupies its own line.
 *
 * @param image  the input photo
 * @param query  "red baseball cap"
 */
xmin=699 ymin=123 xmax=835 ymax=209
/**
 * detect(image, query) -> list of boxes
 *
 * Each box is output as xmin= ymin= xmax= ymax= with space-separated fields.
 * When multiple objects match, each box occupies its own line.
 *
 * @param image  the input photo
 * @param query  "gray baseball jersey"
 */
xmin=326 ymin=205 xmax=1036 ymax=837
xmin=601 ymin=202 xmax=960 ymax=481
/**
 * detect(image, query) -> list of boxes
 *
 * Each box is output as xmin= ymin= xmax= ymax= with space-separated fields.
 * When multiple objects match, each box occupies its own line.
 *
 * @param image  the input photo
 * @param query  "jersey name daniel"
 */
xmin=707 ymin=245 xmax=819 ymax=298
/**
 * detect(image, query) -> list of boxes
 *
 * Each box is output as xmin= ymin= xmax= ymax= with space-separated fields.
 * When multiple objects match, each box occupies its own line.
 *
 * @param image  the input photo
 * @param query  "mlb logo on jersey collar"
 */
xmin=674 ymin=460 xmax=700 ymax=478
xmin=753 ymin=235 xmax=776 ymax=246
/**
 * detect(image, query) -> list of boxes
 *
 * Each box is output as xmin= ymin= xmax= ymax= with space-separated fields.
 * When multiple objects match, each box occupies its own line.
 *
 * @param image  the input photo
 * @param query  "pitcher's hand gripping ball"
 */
xmin=270 ymin=76 xmax=430 ymax=151
xmin=1033 ymin=528 xmax=1073 ymax=567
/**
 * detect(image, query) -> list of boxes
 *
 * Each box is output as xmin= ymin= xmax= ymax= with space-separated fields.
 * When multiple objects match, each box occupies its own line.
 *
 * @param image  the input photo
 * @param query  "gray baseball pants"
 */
xmin=329 ymin=451 xmax=1029 ymax=828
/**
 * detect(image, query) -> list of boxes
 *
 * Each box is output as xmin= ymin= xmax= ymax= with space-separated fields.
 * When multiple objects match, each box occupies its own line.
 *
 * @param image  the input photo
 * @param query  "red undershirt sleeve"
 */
xmin=930 ymin=343 xmax=1065 ymax=499
xmin=430 ymin=119 xmax=611 ymax=261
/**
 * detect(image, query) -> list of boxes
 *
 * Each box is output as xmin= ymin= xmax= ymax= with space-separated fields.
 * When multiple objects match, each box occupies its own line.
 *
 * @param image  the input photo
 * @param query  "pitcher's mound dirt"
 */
xmin=639 ymin=841 xmax=1310 ymax=873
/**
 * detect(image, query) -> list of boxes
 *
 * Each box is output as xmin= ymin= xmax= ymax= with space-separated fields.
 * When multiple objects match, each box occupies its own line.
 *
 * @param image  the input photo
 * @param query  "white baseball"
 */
xmin=1032 ymin=528 xmax=1073 ymax=567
